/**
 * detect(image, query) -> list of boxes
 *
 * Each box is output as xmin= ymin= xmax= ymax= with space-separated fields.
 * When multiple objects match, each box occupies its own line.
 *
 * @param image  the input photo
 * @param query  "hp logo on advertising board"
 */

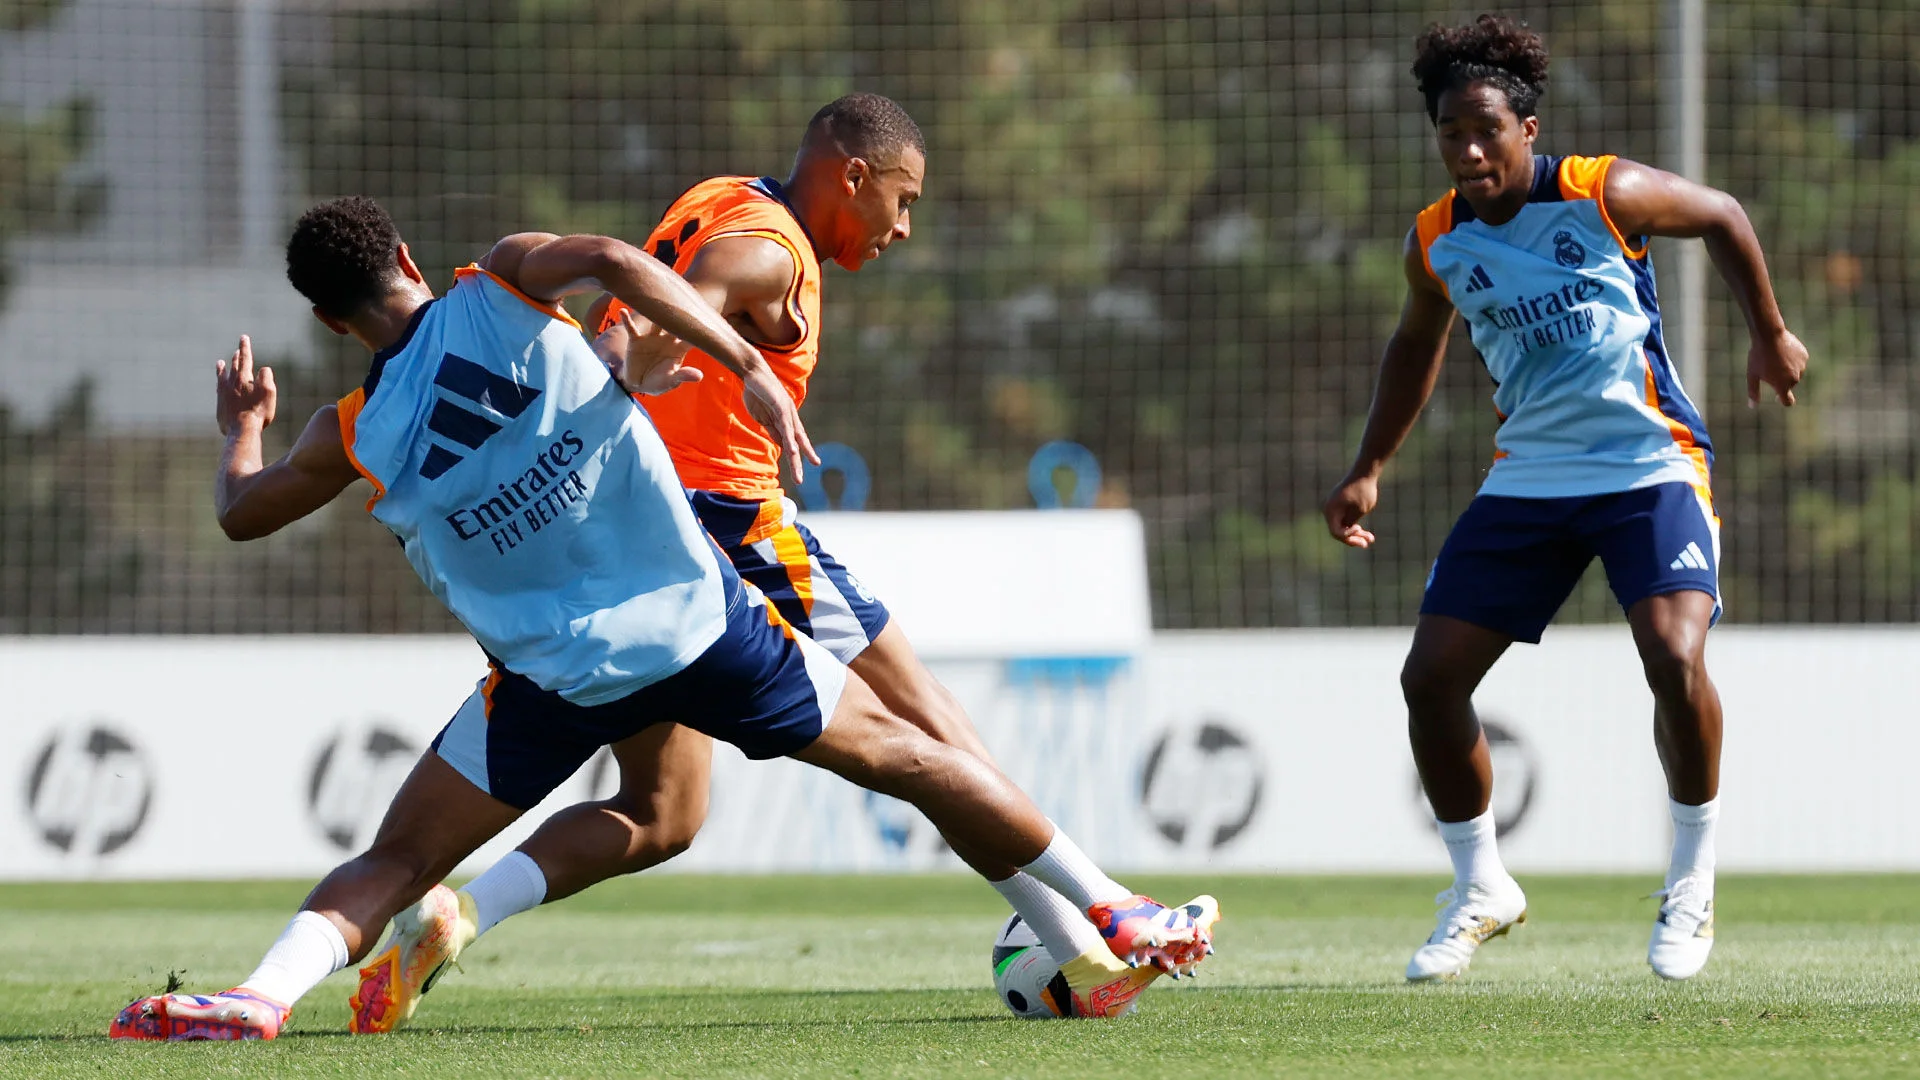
xmin=308 ymin=725 xmax=419 ymax=851
xmin=1138 ymin=720 xmax=1265 ymax=853
xmin=25 ymin=724 xmax=154 ymax=858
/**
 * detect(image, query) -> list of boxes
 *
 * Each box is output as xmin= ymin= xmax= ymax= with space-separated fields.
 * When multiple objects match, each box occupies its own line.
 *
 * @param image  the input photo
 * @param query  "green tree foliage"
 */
xmin=0 ymin=0 xmax=133 ymax=630
xmin=261 ymin=0 xmax=1919 ymax=628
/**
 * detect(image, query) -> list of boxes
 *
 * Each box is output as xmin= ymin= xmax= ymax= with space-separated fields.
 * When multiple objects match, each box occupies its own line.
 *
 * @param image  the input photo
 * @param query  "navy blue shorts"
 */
xmin=1420 ymin=481 xmax=1721 ymax=644
xmin=690 ymin=491 xmax=892 ymax=664
xmin=431 ymin=588 xmax=846 ymax=810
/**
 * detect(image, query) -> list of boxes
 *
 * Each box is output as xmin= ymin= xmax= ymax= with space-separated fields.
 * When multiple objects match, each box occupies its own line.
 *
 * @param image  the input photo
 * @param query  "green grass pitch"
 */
xmin=1 ymin=874 xmax=1915 ymax=1078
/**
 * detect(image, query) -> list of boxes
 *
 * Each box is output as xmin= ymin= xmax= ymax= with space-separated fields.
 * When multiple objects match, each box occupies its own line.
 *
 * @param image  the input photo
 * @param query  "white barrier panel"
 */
xmin=795 ymin=510 xmax=1152 ymax=658
xmin=2 ymin=627 xmax=1916 ymax=878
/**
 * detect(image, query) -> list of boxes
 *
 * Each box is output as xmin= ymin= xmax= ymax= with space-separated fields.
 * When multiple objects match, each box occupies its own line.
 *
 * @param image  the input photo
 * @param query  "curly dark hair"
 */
xmin=803 ymin=92 xmax=925 ymax=164
xmin=285 ymin=195 xmax=404 ymax=319
xmin=1412 ymin=14 xmax=1550 ymax=124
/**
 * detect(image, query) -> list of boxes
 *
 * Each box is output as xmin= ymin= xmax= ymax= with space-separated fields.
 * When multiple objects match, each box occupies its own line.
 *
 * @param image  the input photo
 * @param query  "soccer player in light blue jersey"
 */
xmin=1323 ymin=15 xmax=1806 ymax=983
xmin=108 ymin=198 xmax=1215 ymax=1041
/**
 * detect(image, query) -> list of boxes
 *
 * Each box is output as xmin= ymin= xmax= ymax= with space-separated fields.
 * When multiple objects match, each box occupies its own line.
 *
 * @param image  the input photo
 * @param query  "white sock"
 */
xmin=1437 ymin=809 xmax=1510 ymax=889
xmin=1666 ymin=797 xmax=1719 ymax=888
xmin=236 ymin=910 xmax=349 ymax=1007
xmin=990 ymin=872 xmax=1109 ymax=962
xmin=461 ymin=850 xmax=548 ymax=937
xmin=1017 ymin=828 xmax=1130 ymax=911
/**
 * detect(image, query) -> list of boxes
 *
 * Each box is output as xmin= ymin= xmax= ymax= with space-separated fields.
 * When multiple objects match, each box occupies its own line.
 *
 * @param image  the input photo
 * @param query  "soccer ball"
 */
xmin=991 ymin=914 xmax=1073 ymax=1019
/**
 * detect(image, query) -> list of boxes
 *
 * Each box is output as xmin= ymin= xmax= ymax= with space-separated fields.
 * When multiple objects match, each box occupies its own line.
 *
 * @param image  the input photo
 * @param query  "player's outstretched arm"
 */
xmin=1602 ymin=159 xmax=1808 ymax=407
xmin=586 ymin=235 xmax=800 ymax=396
xmin=1323 ymin=232 xmax=1457 ymax=549
xmin=483 ymin=232 xmax=817 ymax=479
xmin=213 ymin=335 xmax=360 ymax=541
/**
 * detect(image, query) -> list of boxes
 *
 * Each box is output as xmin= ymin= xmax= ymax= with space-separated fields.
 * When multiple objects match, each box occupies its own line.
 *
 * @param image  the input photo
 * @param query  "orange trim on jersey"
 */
xmin=334 ymin=387 xmax=388 ymax=512
xmin=769 ymin=524 xmax=816 ymax=617
xmin=455 ymin=265 xmax=584 ymax=330
xmin=1414 ymin=195 xmax=1457 ymax=297
xmin=1557 ymin=156 xmax=1647 ymax=259
xmin=481 ymin=665 xmax=503 ymax=720
xmin=1641 ymin=349 xmax=1714 ymax=499
xmin=702 ymin=227 xmax=812 ymax=353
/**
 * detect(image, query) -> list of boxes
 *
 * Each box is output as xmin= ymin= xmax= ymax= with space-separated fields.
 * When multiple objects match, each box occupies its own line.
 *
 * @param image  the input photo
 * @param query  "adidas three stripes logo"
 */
xmin=419 ymin=352 xmax=543 ymax=480
xmin=1669 ymin=541 xmax=1711 ymax=572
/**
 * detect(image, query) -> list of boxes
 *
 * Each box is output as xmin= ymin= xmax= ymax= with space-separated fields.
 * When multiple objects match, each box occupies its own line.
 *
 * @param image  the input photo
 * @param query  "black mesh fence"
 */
xmin=0 ymin=1 xmax=1908 ymax=632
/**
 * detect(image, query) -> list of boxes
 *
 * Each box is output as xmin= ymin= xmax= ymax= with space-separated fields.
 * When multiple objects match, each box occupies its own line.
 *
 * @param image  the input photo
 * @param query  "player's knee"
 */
xmin=1640 ymin=640 xmax=1707 ymax=707
xmin=856 ymin=722 xmax=958 ymax=799
xmin=606 ymin=785 xmax=707 ymax=867
xmin=894 ymin=680 xmax=985 ymax=757
xmin=648 ymin=787 xmax=707 ymax=861
xmin=355 ymin=840 xmax=453 ymax=900
xmin=1400 ymin=654 xmax=1472 ymax=714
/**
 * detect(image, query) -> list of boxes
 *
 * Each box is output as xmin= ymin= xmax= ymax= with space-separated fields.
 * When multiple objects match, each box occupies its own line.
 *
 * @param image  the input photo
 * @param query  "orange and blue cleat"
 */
xmin=349 ymin=883 xmax=476 ymax=1034
xmin=1087 ymin=893 xmax=1221 ymax=976
xmin=108 ymin=988 xmax=291 ymax=1041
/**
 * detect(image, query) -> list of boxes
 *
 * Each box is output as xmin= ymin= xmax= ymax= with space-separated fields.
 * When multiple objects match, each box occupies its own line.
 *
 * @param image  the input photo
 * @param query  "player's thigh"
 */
xmin=1420 ymin=493 xmax=1591 ymax=645
xmin=1626 ymin=588 xmax=1716 ymax=673
xmin=786 ymin=667 xmax=945 ymax=792
xmin=364 ymin=741 xmax=522 ymax=878
xmin=609 ymin=722 xmax=714 ymax=820
xmin=1586 ymin=481 xmax=1721 ymax=626
xmin=1402 ymin=614 xmax=1515 ymax=703
xmin=849 ymin=620 xmax=993 ymax=762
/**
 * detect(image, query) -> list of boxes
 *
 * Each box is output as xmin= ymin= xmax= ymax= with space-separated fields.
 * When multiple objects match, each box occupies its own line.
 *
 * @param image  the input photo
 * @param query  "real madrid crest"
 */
xmin=1553 ymin=229 xmax=1586 ymax=268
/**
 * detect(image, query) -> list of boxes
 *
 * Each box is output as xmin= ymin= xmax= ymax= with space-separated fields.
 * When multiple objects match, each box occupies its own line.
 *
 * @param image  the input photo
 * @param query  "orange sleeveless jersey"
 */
xmin=598 ymin=176 xmax=821 ymax=499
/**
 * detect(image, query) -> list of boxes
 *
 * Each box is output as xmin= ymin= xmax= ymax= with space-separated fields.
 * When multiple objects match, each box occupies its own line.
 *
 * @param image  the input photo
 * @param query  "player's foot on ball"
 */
xmin=1058 ymin=896 xmax=1221 ymax=1018
xmin=349 ymin=883 xmax=476 ymax=1034
xmin=1406 ymin=878 xmax=1527 ymax=982
xmin=1087 ymin=894 xmax=1211 ymax=974
xmin=1647 ymin=874 xmax=1715 ymax=981
xmin=108 ymin=989 xmax=290 ymax=1041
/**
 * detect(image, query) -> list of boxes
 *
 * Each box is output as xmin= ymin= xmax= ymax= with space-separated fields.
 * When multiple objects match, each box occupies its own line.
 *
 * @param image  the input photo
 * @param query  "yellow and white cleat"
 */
xmin=1058 ymin=949 xmax=1161 ymax=1018
xmin=349 ymin=884 xmax=477 ymax=1033
xmin=1648 ymin=875 xmax=1715 ymax=980
xmin=1406 ymin=879 xmax=1527 ymax=982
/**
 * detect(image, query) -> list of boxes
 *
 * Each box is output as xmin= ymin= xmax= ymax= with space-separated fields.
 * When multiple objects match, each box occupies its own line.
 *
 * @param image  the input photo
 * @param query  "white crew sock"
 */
xmin=1666 ymin=797 xmax=1719 ymax=888
xmin=1437 ymin=809 xmax=1510 ymax=889
xmin=991 ymin=872 xmax=1109 ymax=962
xmin=461 ymin=850 xmax=549 ymax=937
xmin=236 ymin=910 xmax=349 ymax=1007
xmin=1017 ymin=828 xmax=1131 ymax=911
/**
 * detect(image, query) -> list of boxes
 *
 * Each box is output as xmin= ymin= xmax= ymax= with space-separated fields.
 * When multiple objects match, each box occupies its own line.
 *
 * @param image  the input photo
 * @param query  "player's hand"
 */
xmin=595 ymin=308 xmax=702 ymax=397
xmin=1747 ymin=327 xmax=1808 ymax=408
xmin=215 ymin=335 xmax=276 ymax=437
xmin=741 ymin=368 xmax=820 ymax=485
xmin=1323 ymin=472 xmax=1379 ymax=549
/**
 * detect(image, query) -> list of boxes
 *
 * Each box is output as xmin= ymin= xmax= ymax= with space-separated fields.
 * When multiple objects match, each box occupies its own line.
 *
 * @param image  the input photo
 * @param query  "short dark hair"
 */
xmin=803 ymin=93 xmax=924 ymax=165
xmin=285 ymin=195 xmax=405 ymax=319
xmin=1412 ymin=14 xmax=1550 ymax=124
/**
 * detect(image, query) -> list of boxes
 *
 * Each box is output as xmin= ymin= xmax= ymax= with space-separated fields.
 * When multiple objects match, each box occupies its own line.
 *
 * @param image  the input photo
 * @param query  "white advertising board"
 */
xmin=1 ymin=627 xmax=1915 ymax=879
xmin=795 ymin=510 xmax=1153 ymax=658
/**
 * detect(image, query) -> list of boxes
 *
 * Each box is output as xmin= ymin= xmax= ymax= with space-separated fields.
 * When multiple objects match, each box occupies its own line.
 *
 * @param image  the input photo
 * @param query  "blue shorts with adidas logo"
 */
xmin=1419 ymin=481 xmax=1721 ymax=644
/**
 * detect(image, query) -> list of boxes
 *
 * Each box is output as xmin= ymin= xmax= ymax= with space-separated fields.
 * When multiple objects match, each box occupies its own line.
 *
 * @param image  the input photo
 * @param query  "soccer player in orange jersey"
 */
xmin=350 ymin=95 xmax=1213 ymax=1028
